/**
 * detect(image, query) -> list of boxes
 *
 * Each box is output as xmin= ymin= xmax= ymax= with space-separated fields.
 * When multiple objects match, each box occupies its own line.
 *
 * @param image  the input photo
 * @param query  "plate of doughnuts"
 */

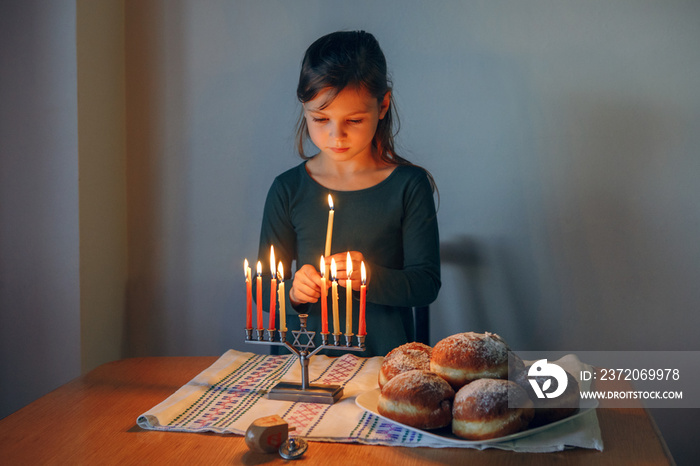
xmin=357 ymin=333 xmax=598 ymax=445
xmin=356 ymin=388 xmax=598 ymax=445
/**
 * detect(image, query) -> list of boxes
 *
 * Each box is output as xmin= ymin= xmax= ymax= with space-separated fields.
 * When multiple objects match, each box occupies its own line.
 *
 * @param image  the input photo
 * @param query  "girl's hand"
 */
xmin=325 ymin=251 xmax=369 ymax=291
xmin=289 ymin=263 xmax=324 ymax=306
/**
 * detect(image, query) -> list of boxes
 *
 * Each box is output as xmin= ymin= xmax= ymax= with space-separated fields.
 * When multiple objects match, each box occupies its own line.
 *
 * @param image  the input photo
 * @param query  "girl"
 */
xmin=257 ymin=30 xmax=440 ymax=357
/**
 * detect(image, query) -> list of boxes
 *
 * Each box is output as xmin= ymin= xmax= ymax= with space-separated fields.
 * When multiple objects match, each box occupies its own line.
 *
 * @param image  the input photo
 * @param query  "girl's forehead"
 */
xmin=305 ymin=86 xmax=378 ymax=113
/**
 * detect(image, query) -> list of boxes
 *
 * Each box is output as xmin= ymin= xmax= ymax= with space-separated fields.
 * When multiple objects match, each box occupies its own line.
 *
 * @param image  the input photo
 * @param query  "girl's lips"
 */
xmin=330 ymin=147 xmax=349 ymax=153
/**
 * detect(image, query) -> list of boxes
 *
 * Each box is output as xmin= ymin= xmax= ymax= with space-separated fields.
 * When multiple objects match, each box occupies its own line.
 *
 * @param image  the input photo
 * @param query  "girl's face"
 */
xmin=303 ymin=86 xmax=390 ymax=164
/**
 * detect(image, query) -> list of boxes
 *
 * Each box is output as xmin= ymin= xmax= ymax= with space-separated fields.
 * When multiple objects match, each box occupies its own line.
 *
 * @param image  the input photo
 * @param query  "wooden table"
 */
xmin=0 ymin=357 xmax=675 ymax=465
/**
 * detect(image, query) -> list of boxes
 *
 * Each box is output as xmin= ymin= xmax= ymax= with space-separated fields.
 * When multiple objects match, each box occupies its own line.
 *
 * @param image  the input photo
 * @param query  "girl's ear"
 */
xmin=378 ymin=91 xmax=391 ymax=119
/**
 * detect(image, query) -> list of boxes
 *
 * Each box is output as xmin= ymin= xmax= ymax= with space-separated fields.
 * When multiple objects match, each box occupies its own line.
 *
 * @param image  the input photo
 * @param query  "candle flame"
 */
xmin=277 ymin=261 xmax=284 ymax=282
xmin=361 ymin=261 xmax=366 ymax=285
xmin=320 ymin=256 xmax=326 ymax=278
xmin=244 ymin=258 xmax=249 ymax=277
xmin=328 ymin=194 xmax=334 ymax=210
xmin=256 ymin=261 xmax=262 ymax=277
xmin=270 ymin=246 xmax=276 ymax=278
xmin=330 ymin=257 xmax=337 ymax=281
xmin=346 ymin=252 xmax=353 ymax=278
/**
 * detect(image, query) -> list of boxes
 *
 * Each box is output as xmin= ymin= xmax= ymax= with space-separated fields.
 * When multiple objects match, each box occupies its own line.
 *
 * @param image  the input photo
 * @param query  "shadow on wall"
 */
xmin=434 ymin=235 xmax=541 ymax=350
xmin=124 ymin=2 xmax=192 ymax=357
xmin=439 ymin=236 xmax=486 ymax=330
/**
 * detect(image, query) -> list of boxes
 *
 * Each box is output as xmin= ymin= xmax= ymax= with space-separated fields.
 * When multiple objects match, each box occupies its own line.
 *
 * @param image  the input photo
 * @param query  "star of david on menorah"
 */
xmin=245 ymin=314 xmax=366 ymax=404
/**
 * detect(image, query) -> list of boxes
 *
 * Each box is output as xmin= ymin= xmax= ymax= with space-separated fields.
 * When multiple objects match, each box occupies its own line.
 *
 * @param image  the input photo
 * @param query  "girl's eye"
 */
xmin=311 ymin=117 xmax=327 ymax=123
xmin=348 ymin=119 xmax=363 ymax=124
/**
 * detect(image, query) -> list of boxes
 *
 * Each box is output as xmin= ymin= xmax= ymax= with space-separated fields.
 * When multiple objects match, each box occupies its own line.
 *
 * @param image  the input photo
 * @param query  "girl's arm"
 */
xmin=364 ymin=172 xmax=441 ymax=307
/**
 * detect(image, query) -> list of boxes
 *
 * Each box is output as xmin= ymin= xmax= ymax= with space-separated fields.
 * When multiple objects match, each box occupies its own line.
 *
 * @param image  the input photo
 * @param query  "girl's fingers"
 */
xmin=326 ymin=252 xmax=365 ymax=281
xmin=290 ymin=264 xmax=323 ymax=304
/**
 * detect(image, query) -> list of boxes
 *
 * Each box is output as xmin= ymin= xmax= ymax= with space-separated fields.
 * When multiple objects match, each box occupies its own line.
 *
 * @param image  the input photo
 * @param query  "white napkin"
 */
xmin=137 ymin=350 xmax=602 ymax=451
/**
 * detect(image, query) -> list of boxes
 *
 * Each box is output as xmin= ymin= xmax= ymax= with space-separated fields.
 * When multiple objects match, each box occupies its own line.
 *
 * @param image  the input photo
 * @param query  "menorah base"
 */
xmin=268 ymin=381 xmax=343 ymax=404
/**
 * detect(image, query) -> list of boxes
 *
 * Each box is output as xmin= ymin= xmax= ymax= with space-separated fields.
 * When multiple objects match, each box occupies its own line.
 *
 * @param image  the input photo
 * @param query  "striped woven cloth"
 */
xmin=137 ymin=350 xmax=603 ymax=451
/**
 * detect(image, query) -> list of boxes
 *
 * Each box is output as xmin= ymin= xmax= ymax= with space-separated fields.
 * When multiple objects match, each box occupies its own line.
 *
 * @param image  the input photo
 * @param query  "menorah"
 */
xmin=245 ymin=314 xmax=366 ymax=404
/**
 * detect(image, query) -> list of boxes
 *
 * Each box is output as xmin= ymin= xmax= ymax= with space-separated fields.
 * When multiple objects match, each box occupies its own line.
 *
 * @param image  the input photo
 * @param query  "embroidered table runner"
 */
xmin=137 ymin=350 xmax=602 ymax=451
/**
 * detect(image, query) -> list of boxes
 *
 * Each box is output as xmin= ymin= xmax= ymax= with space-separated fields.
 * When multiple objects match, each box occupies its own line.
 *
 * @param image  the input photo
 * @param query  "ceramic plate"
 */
xmin=355 ymin=388 xmax=598 ymax=445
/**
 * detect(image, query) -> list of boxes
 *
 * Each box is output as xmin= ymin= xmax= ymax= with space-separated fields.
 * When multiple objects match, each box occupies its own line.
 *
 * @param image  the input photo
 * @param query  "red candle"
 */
xmin=269 ymin=246 xmax=276 ymax=330
xmin=256 ymin=261 xmax=263 ymax=330
xmin=359 ymin=262 xmax=367 ymax=336
xmin=331 ymin=258 xmax=340 ymax=335
xmin=320 ymin=256 xmax=328 ymax=333
xmin=245 ymin=259 xmax=252 ymax=329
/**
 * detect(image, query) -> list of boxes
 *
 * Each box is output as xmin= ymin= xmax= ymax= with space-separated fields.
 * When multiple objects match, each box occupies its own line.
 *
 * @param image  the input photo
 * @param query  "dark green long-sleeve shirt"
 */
xmin=256 ymin=162 xmax=440 ymax=357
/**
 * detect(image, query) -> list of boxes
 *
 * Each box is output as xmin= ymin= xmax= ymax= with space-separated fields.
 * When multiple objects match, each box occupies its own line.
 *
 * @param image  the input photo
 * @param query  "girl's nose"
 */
xmin=329 ymin=122 xmax=347 ymax=140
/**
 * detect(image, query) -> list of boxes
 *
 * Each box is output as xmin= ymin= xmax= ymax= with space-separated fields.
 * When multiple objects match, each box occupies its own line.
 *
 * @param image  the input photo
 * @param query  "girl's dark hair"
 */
xmin=295 ymin=30 xmax=438 ymax=196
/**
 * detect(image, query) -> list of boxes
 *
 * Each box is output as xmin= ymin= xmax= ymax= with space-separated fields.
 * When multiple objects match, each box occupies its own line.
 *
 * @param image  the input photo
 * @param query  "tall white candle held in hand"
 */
xmin=325 ymin=194 xmax=334 ymax=258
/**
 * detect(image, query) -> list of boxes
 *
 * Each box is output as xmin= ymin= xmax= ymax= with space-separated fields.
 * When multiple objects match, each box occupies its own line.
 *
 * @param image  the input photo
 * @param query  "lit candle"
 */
xmin=325 ymin=194 xmax=334 ymax=257
xmin=245 ymin=259 xmax=252 ymax=329
xmin=331 ymin=258 xmax=339 ymax=335
xmin=269 ymin=246 xmax=276 ymax=330
xmin=277 ymin=261 xmax=286 ymax=332
xmin=256 ymin=261 xmax=263 ymax=330
xmin=359 ymin=262 xmax=367 ymax=336
xmin=320 ymin=256 xmax=328 ymax=333
xmin=345 ymin=252 xmax=353 ymax=335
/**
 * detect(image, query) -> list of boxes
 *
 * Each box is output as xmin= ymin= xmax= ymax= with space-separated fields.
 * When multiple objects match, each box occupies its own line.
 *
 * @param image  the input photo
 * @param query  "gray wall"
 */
xmin=1 ymin=0 xmax=698 ymax=462
xmin=1 ymin=0 xmax=81 ymax=417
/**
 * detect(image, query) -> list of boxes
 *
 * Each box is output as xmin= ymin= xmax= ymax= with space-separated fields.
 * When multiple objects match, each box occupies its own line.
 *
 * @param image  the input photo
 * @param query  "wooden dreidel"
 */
xmin=244 ymin=415 xmax=293 ymax=453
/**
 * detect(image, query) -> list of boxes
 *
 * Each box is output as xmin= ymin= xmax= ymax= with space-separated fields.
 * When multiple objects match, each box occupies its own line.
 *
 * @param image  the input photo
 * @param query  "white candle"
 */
xmin=277 ymin=261 xmax=286 ymax=332
xmin=345 ymin=252 xmax=353 ymax=335
xmin=325 ymin=194 xmax=334 ymax=258
xmin=331 ymin=258 xmax=339 ymax=335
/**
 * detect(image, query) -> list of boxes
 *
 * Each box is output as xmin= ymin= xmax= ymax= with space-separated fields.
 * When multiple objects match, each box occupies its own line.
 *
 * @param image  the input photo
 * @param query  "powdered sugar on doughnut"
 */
xmin=386 ymin=348 xmax=431 ymax=372
xmin=444 ymin=332 xmax=509 ymax=367
xmin=393 ymin=370 xmax=450 ymax=396
xmin=378 ymin=370 xmax=455 ymax=429
xmin=379 ymin=342 xmax=432 ymax=388
xmin=454 ymin=378 xmax=530 ymax=418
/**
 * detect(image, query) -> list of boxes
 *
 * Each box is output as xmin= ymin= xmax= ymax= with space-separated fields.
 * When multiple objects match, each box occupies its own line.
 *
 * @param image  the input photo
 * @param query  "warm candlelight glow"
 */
xmin=269 ymin=246 xmax=276 ymax=279
xmin=325 ymin=194 xmax=334 ymax=258
xmin=320 ymin=256 xmax=328 ymax=333
xmin=256 ymin=261 xmax=263 ymax=330
xmin=359 ymin=261 xmax=367 ymax=336
xmin=245 ymin=259 xmax=252 ymax=329
xmin=331 ymin=257 xmax=339 ymax=335
xmin=346 ymin=252 xmax=353 ymax=336
xmin=277 ymin=261 xmax=286 ymax=332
